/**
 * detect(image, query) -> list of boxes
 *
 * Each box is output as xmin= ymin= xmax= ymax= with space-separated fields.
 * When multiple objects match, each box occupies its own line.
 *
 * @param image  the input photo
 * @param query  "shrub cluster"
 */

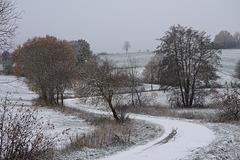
xmin=212 ymin=82 xmax=240 ymax=121
xmin=0 ymin=97 xmax=57 ymax=160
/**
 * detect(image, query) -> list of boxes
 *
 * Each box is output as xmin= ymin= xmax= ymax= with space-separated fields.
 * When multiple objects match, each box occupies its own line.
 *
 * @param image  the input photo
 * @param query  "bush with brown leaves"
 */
xmin=0 ymin=97 xmax=58 ymax=160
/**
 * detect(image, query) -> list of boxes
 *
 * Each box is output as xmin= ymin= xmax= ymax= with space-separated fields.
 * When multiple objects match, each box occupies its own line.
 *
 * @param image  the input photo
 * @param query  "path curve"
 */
xmin=65 ymin=99 xmax=215 ymax=160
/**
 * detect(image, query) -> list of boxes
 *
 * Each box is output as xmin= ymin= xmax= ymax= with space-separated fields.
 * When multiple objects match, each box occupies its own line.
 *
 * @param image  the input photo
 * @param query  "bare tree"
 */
xmin=122 ymin=41 xmax=131 ymax=53
xmin=155 ymin=25 xmax=221 ymax=107
xmin=126 ymin=58 xmax=143 ymax=107
xmin=75 ymin=57 xmax=129 ymax=122
xmin=0 ymin=0 xmax=20 ymax=51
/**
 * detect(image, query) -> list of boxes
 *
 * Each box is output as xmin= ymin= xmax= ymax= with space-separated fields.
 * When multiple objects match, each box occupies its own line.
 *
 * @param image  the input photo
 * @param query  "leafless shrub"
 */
xmin=0 ymin=97 xmax=59 ymax=160
xmin=127 ymin=103 xmax=221 ymax=122
xmin=212 ymin=82 xmax=240 ymax=122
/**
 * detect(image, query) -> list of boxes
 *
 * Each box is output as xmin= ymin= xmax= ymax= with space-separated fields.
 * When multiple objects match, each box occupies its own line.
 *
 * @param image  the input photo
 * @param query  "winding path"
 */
xmin=65 ymin=99 xmax=215 ymax=160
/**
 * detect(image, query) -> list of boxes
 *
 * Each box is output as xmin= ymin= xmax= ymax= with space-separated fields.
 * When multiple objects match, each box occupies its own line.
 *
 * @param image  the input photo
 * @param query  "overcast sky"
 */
xmin=14 ymin=0 xmax=240 ymax=53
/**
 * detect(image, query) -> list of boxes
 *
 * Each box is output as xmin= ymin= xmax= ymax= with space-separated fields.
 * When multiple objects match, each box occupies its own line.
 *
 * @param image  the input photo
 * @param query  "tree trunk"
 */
xmin=107 ymin=99 xmax=120 ymax=122
xmin=189 ymin=77 xmax=196 ymax=107
xmin=56 ymin=93 xmax=59 ymax=105
xmin=185 ymin=78 xmax=190 ymax=107
xmin=42 ymin=94 xmax=48 ymax=105
xmin=135 ymin=88 xmax=142 ymax=107
xmin=151 ymin=75 xmax=153 ymax=91
xmin=61 ymin=93 xmax=64 ymax=105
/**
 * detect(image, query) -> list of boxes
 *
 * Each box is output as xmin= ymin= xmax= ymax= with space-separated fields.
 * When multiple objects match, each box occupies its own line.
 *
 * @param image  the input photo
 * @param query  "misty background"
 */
xmin=15 ymin=0 xmax=240 ymax=53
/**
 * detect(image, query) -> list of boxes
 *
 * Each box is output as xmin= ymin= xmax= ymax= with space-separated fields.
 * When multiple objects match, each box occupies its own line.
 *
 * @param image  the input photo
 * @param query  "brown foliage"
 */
xmin=12 ymin=35 xmax=77 ymax=105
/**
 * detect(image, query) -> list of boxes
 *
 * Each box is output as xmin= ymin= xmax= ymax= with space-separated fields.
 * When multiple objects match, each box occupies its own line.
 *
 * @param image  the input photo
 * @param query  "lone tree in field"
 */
xmin=0 ymin=0 xmax=20 ymax=51
xmin=75 ymin=57 xmax=129 ymax=122
xmin=69 ymin=39 xmax=93 ymax=64
xmin=122 ymin=41 xmax=131 ymax=53
xmin=12 ymin=35 xmax=77 ymax=105
xmin=155 ymin=25 xmax=221 ymax=107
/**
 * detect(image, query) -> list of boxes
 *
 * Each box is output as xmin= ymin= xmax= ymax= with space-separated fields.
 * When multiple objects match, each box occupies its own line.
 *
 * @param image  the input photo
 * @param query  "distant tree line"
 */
xmin=214 ymin=30 xmax=240 ymax=49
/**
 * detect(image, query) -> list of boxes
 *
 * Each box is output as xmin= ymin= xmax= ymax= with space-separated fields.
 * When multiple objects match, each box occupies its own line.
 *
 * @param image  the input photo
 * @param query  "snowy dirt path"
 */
xmin=65 ymin=99 xmax=215 ymax=160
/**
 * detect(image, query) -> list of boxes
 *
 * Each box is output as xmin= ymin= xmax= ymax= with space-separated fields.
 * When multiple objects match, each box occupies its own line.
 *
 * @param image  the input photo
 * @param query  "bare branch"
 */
xmin=0 ymin=0 xmax=21 ymax=51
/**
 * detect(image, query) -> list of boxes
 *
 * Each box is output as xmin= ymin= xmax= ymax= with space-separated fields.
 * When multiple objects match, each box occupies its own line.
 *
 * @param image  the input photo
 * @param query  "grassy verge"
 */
xmin=33 ymin=98 xmax=163 ymax=160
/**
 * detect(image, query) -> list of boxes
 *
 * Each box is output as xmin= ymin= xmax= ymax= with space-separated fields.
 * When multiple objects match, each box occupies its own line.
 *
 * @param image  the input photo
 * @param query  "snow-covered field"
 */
xmin=0 ymin=49 xmax=240 ymax=159
xmin=98 ymin=51 xmax=154 ymax=68
xmin=99 ymin=49 xmax=240 ymax=78
xmin=0 ymin=76 xmax=94 ymax=149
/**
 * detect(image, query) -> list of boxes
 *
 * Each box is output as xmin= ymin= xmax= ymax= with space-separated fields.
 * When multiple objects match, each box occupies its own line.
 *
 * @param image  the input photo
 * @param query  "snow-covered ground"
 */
xmin=64 ymin=98 xmax=240 ymax=160
xmin=0 ymin=75 xmax=38 ymax=105
xmin=64 ymin=99 xmax=215 ymax=160
xmin=36 ymin=107 xmax=94 ymax=149
xmin=0 ymin=75 xmax=94 ymax=149
xmin=98 ymin=51 xmax=154 ymax=68
xmin=101 ymin=117 xmax=214 ymax=160
xmin=0 ymin=49 xmax=240 ymax=159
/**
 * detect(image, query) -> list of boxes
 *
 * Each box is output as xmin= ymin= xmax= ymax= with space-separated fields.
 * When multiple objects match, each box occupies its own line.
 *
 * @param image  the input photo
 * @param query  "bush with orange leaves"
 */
xmin=12 ymin=35 xmax=77 ymax=105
